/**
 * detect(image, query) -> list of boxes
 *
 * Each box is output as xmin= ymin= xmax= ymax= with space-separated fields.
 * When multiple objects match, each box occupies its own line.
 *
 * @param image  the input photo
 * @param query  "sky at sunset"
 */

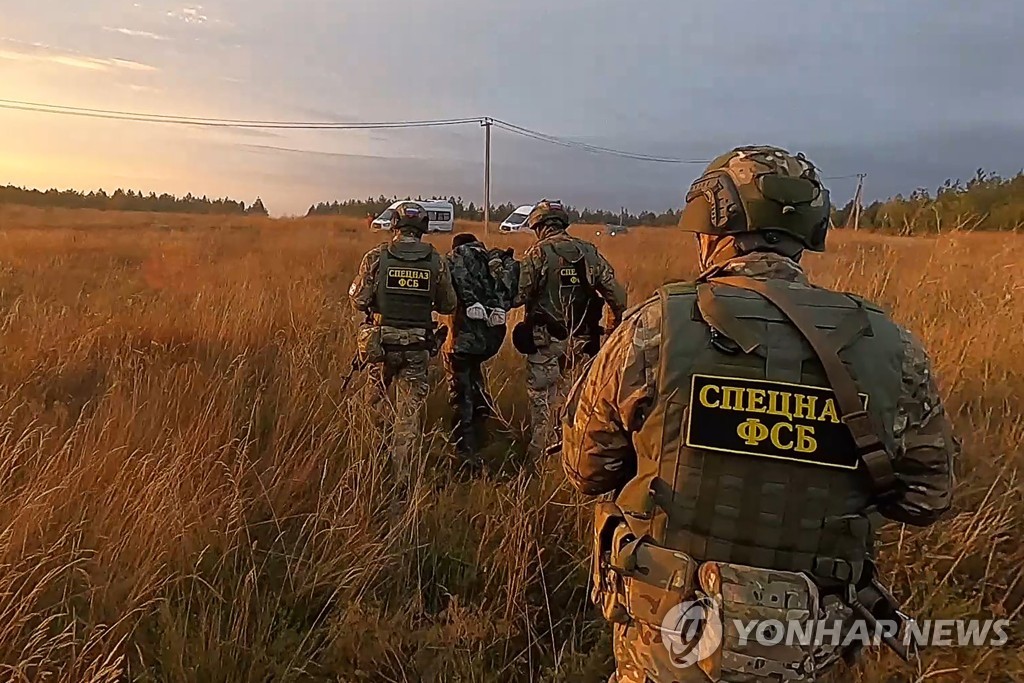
xmin=1 ymin=0 xmax=1023 ymax=216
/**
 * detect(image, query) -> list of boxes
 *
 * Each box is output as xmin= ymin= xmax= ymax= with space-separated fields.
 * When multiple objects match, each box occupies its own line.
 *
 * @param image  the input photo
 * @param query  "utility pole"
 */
xmin=482 ymin=117 xmax=492 ymax=235
xmin=847 ymin=173 xmax=866 ymax=231
xmin=847 ymin=174 xmax=864 ymax=232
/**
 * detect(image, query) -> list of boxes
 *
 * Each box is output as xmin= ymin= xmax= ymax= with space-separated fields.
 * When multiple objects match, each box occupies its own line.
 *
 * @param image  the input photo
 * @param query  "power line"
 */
xmin=0 ymin=98 xmax=714 ymax=162
xmin=0 ymin=98 xmax=864 ymax=180
xmin=491 ymin=118 xmax=711 ymax=164
xmin=0 ymin=99 xmax=482 ymax=130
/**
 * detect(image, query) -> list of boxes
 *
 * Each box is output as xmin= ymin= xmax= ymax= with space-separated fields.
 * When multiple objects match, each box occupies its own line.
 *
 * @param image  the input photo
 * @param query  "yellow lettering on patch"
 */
xmin=767 ymin=391 xmax=794 ymax=420
xmin=385 ymin=267 xmax=431 ymax=292
xmin=818 ymin=399 xmax=839 ymax=424
xmin=747 ymin=389 xmax=767 ymax=414
xmin=770 ymin=422 xmax=794 ymax=450
xmin=737 ymin=418 xmax=770 ymax=446
xmin=686 ymin=374 xmax=867 ymax=471
xmin=796 ymin=426 xmax=818 ymax=453
xmin=793 ymin=394 xmax=818 ymax=420
xmin=699 ymin=384 xmax=721 ymax=409
xmin=721 ymin=387 xmax=744 ymax=411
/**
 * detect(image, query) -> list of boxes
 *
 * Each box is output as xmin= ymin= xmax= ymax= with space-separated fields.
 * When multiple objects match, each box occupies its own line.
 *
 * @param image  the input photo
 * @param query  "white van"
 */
xmin=499 ymin=205 xmax=535 ymax=232
xmin=372 ymin=199 xmax=455 ymax=233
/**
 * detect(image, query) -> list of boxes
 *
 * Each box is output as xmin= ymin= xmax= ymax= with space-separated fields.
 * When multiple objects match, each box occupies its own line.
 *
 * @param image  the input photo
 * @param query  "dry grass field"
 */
xmin=0 ymin=205 xmax=1020 ymax=682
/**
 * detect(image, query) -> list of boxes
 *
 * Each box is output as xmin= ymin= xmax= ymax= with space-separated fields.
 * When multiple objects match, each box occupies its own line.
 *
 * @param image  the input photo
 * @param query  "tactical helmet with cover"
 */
xmin=392 ymin=201 xmax=430 ymax=235
xmin=678 ymin=146 xmax=831 ymax=251
xmin=525 ymin=199 xmax=571 ymax=234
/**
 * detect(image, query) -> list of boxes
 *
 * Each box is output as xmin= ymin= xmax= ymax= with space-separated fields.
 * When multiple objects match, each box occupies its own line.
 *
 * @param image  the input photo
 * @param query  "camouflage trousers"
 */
xmin=365 ymin=349 xmax=430 ymax=479
xmin=525 ymin=337 xmax=589 ymax=456
xmin=443 ymin=351 xmax=494 ymax=466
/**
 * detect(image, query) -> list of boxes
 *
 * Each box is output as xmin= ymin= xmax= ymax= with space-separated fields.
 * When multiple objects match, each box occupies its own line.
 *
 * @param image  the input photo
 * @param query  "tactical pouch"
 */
xmin=379 ymin=326 xmax=429 ymax=350
xmin=695 ymin=562 xmax=821 ymax=681
xmin=592 ymin=503 xmax=699 ymax=629
xmin=620 ymin=540 xmax=697 ymax=627
xmin=592 ymin=502 xmax=629 ymax=624
xmin=356 ymin=325 xmax=385 ymax=364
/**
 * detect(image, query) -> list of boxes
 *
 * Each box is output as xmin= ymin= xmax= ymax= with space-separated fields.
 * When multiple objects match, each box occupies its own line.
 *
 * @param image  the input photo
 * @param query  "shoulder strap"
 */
xmin=712 ymin=275 xmax=898 ymax=498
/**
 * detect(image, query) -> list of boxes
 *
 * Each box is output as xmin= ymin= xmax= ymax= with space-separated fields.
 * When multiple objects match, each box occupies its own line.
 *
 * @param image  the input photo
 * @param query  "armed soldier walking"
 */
xmin=560 ymin=147 xmax=958 ymax=682
xmin=513 ymin=199 xmax=627 ymax=458
xmin=442 ymin=233 xmax=519 ymax=470
xmin=349 ymin=202 xmax=457 ymax=472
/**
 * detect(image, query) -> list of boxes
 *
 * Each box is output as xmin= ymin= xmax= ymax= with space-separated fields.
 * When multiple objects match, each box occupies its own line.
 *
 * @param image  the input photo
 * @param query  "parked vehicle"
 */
xmin=499 ymin=205 xmax=535 ymax=232
xmin=371 ymin=199 xmax=455 ymax=233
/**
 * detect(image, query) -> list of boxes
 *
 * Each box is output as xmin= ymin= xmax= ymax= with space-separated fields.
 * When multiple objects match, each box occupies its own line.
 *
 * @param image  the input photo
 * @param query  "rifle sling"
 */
xmin=710 ymin=275 xmax=898 ymax=497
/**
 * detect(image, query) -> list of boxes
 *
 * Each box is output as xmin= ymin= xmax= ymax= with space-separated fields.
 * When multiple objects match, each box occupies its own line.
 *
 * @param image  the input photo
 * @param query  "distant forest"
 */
xmin=4 ymin=168 xmax=1024 ymax=233
xmin=0 ymin=185 xmax=269 ymax=216
xmin=306 ymin=195 xmax=680 ymax=226
xmin=831 ymin=169 xmax=1024 ymax=234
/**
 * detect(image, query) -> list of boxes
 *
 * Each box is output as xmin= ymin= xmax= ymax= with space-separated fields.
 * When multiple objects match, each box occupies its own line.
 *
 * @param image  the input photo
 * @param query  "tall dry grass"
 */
xmin=0 ymin=205 xmax=1020 ymax=682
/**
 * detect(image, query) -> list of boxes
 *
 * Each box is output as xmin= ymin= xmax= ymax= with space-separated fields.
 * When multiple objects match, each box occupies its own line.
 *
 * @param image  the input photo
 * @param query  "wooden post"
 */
xmin=483 ymin=118 xmax=492 ymax=234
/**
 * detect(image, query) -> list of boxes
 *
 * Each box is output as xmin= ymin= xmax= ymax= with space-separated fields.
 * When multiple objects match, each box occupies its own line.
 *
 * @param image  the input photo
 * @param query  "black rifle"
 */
xmin=340 ymin=355 xmax=366 ymax=393
xmin=842 ymin=564 xmax=913 ymax=662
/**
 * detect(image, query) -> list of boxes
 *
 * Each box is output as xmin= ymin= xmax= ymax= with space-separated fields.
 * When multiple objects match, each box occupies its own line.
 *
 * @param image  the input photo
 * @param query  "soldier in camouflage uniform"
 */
xmin=442 ymin=232 xmax=519 ymax=468
xmin=560 ymin=147 xmax=958 ymax=682
xmin=513 ymin=199 xmax=628 ymax=457
xmin=349 ymin=202 xmax=457 ymax=471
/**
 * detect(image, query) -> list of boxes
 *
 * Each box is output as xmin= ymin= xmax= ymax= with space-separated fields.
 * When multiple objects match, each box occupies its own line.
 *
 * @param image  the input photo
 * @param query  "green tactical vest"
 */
xmin=374 ymin=241 xmax=440 ymax=329
xmin=537 ymin=238 xmax=601 ymax=337
xmin=618 ymin=278 xmax=904 ymax=586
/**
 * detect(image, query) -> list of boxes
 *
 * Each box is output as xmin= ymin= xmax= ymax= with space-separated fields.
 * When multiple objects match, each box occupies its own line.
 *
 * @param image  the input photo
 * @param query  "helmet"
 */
xmin=392 ymin=202 xmax=430 ymax=234
xmin=525 ymin=199 xmax=570 ymax=233
xmin=678 ymin=146 xmax=831 ymax=251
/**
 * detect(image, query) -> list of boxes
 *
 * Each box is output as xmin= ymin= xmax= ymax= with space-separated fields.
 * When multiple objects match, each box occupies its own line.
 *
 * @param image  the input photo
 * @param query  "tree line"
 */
xmin=306 ymin=195 xmax=680 ymax=226
xmin=7 ymin=167 xmax=1024 ymax=233
xmin=0 ymin=185 xmax=269 ymax=216
xmin=831 ymin=169 xmax=1024 ymax=234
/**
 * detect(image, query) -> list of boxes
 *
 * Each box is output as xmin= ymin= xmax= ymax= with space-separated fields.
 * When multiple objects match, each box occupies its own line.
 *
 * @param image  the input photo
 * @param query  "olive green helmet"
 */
xmin=678 ymin=145 xmax=831 ymax=251
xmin=525 ymin=199 xmax=570 ymax=233
xmin=392 ymin=201 xmax=430 ymax=234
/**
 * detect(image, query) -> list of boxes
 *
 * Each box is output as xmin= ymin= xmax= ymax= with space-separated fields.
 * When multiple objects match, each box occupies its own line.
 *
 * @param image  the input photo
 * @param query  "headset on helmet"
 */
xmin=678 ymin=146 xmax=831 ymax=251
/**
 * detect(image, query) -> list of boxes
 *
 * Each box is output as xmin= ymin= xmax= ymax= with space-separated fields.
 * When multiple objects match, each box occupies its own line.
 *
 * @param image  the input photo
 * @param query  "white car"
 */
xmin=499 ymin=205 xmax=535 ymax=232
xmin=371 ymin=199 xmax=454 ymax=233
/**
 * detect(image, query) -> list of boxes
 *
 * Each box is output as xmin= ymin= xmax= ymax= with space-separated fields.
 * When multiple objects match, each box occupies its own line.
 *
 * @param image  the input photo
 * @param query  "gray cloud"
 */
xmin=0 ymin=0 xmax=1021 ymax=215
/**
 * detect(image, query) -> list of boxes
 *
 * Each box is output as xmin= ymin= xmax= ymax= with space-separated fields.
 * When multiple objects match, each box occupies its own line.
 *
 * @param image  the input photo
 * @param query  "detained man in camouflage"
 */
xmin=349 ymin=202 xmax=457 ymax=474
xmin=513 ymin=199 xmax=628 ymax=457
xmin=560 ymin=147 xmax=958 ymax=682
xmin=442 ymin=232 xmax=519 ymax=470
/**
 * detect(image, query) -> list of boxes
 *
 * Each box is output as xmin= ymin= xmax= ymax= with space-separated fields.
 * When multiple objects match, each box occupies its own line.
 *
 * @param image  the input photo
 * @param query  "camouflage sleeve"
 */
xmin=878 ymin=325 xmax=959 ymax=526
xmin=349 ymin=247 xmax=381 ymax=313
xmin=512 ymin=245 xmax=545 ymax=309
xmin=561 ymin=299 xmax=662 ymax=495
xmin=447 ymin=251 xmax=472 ymax=307
xmin=502 ymin=255 xmax=521 ymax=307
xmin=588 ymin=249 xmax=629 ymax=326
xmin=434 ymin=254 xmax=458 ymax=315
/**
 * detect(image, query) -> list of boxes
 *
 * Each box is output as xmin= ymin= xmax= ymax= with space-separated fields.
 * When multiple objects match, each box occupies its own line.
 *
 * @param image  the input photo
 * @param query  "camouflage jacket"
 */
xmin=561 ymin=252 xmax=958 ymax=527
xmin=349 ymin=232 xmax=458 ymax=326
xmin=444 ymin=242 xmax=519 ymax=358
xmin=513 ymin=229 xmax=629 ymax=329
